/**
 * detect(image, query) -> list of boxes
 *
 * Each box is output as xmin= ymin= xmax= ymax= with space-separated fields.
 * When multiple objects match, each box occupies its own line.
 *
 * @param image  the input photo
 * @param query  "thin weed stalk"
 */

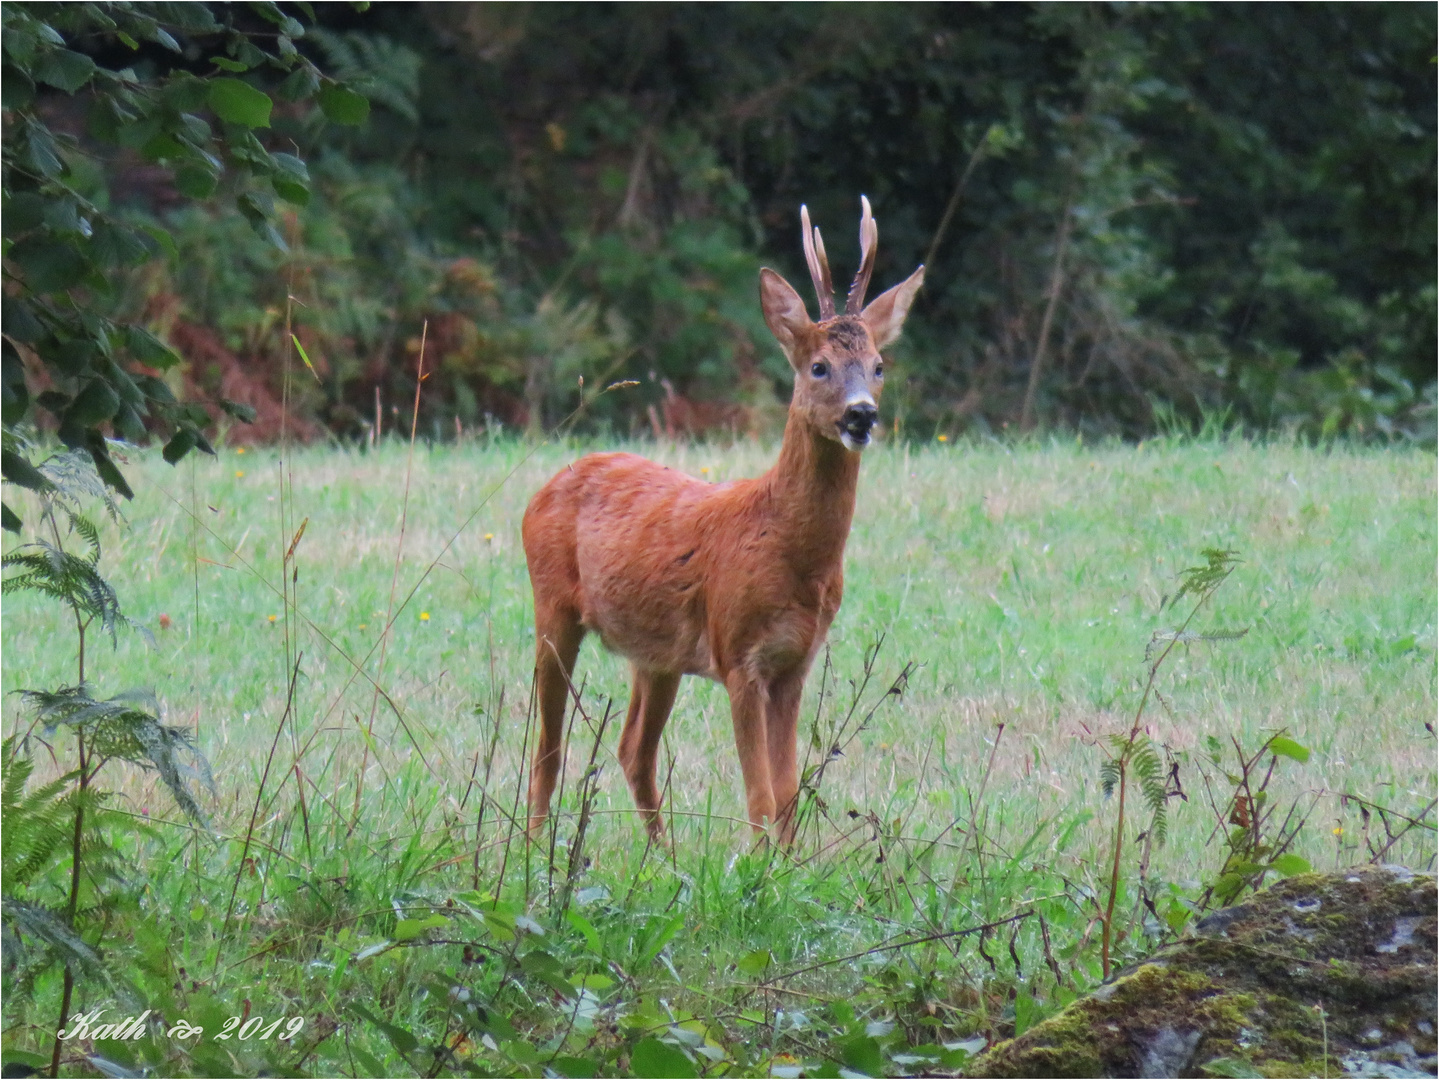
xmin=1098 ymin=547 xmax=1242 ymax=978
xmin=221 ymin=651 xmax=304 ymax=949
xmin=354 ymin=321 xmax=428 ymax=829
xmin=557 ymin=698 xmax=616 ymax=919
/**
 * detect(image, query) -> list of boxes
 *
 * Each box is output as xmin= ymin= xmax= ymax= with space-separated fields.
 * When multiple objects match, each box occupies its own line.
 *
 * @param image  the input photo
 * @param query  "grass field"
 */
xmin=2 ymin=433 xmax=1434 ymax=1077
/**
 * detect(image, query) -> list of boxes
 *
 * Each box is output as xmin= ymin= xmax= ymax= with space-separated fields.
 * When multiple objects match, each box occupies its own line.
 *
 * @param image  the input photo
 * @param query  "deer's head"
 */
xmin=760 ymin=197 xmax=925 ymax=452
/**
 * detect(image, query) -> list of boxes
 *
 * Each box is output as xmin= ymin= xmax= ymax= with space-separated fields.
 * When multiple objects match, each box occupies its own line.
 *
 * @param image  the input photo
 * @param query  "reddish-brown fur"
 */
xmin=521 ymin=199 xmax=924 ymax=842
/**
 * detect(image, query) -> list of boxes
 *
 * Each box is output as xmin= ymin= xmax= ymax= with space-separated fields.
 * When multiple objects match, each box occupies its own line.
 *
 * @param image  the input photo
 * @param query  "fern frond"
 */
xmin=1 ymin=742 xmax=77 ymax=891
xmin=1168 ymin=547 xmax=1241 ymax=610
xmin=1 ymin=898 xmax=143 ymax=1008
xmin=20 ymin=688 xmax=212 ymax=828
xmin=310 ymin=29 xmax=422 ymax=121
xmin=1099 ymin=758 xmax=1120 ymax=799
xmin=38 ymin=449 xmax=122 ymax=524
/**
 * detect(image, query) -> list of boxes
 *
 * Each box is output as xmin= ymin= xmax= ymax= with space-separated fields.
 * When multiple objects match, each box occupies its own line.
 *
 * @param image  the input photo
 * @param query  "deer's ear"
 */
xmin=861 ymin=265 xmax=925 ymax=349
xmin=759 ymin=268 xmax=813 ymax=369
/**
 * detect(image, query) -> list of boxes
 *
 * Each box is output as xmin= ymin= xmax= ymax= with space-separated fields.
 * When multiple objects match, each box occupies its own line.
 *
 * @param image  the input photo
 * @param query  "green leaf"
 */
xmin=3 ymin=68 xmax=35 ymax=109
xmin=90 ymin=221 xmax=152 ymax=267
xmin=10 ymin=237 xmax=88 ymax=292
xmin=162 ymin=428 xmax=197 ymax=465
xmin=736 ymin=948 xmax=772 ymax=976
xmin=124 ymin=327 xmax=181 ymax=370
xmin=2 ymin=503 xmax=22 ymax=533
xmin=67 ymin=378 xmax=120 ymax=427
xmin=1 ymin=451 xmax=54 ymax=493
xmin=23 ymin=120 xmax=63 ymax=177
xmin=1268 ymin=736 xmax=1310 ymax=764
xmin=565 ymin=909 xmax=601 ymax=955
xmin=393 ymin=913 xmax=447 ymax=941
xmin=218 ymin=399 xmax=257 ymax=424
xmin=519 ymin=948 xmax=577 ymax=998
xmin=277 ymin=65 xmax=320 ymax=102
xmin=351 ymin=1003 xmax=418 ymax=1057
xmin=138 ymin=224 xmax=178 ymax=264
xmin=630 ymin=1039 xmax=696 ymax=1079
xmin=91 ymin=451 xmax=134 ymax=500
xmin=208 ymin=78 xmax=272 ymax=128
xmin=174 ymin=162 xmax=220 ymax=199
xmin=637 ymin=911 xmax=684 ymax=967
xmin=318 ymin=83 xmax=369 ymax=125
xmin=290 ymin=334 xmax=321 ymax=379
xmin=549 ymin=1056 xmax=599 ymax=1078
xmin=2 ymin=297 xmax=44 ymax=345
xmin=34 ymin=48 xmax=97 ymax=93
xmin=1270 ymin=854 xmax=1312 ymax=877
xmin=271 ymin=152 xmax=311 ymax=205
xmin=346 ymin=1044 xmax=385 ymax=1077
xmin=840 ymin=1033 xmax=884 ymax=1077
xmin=273 ymin=175 xmax=309 ymax=206
xmin=210 ymin=57 xmax=249 ymax=72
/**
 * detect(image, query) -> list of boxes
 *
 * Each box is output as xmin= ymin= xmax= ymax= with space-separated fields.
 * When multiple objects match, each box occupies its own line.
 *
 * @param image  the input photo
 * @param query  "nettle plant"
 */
xmin=1 ymin=1 xmax=369 ymax=531
xmin=1 ymin=450 xmax=212 ymax=1077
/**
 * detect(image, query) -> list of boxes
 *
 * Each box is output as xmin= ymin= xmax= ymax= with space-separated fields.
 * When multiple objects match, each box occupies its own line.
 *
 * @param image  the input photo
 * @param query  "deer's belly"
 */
xmin=579 ymin=571 xmax=717 ymax=677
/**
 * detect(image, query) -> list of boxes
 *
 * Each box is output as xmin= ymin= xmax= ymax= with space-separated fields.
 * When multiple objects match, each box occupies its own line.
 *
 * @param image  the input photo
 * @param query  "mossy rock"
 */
xmin=968 ymin=866 xmax=1437 ymax=1079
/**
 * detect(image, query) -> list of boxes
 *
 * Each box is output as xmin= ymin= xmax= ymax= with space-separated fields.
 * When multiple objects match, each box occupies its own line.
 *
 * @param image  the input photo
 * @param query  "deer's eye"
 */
xmin=810 ymin=362 xmax=829 ymax=378
xmin=874 ymin=361 xmax=884 ymax=378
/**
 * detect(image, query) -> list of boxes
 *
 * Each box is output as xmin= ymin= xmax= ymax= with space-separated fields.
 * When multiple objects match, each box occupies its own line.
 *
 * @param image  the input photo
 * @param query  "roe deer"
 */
xmin=522 ymin=197 xmax=924 ymax=843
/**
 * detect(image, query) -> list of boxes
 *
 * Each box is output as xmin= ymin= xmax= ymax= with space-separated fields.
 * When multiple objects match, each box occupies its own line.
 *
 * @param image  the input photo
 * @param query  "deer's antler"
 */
xmin=800 ymin=204 xmax=836 ymax=321
xmin=845 ymin=195 xmax=878 ymax=314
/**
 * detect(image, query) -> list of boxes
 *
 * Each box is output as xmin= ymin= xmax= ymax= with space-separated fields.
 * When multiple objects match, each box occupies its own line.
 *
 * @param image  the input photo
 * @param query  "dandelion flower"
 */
xmin=420 ymin=612 xmax=430 ymax=622
xmin=484 ymin=533 xmax=494 ymax=542
xmin=937 ymin=434 xmax=948 ymax=443
xmin=237 ymin=447 xmax=246 ymax=454
xmin=359 ymin=623 xmax=367 ymax=630
xmin=701 ymin=466 xmax=711 ymax=474
xmin=268 ymin=614 xmax=277 ymax=623
xmin=1332 ymin=826 xmax=1343 ymax=836
xmin=235 ymin=470 xmax=245 ymax=478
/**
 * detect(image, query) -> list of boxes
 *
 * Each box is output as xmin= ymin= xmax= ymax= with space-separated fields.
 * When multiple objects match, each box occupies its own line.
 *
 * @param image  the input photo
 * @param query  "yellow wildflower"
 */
xmin=235 ymin=470 xmax=245 ymax=478
xmin=937 ymin=434 xmax=948 ymax=442
xmin=420 ymin=612 xmax=430 ymax=622
xmin=267 ymin=615 xmax=276 ymax=623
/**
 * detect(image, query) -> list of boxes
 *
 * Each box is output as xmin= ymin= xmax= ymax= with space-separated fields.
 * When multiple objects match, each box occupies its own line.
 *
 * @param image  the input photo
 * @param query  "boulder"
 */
xmin=968 ymin=866 xmax=1437 ymax=1078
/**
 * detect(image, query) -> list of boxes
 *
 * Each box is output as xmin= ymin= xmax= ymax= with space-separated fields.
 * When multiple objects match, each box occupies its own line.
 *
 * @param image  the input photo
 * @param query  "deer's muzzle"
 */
xmin=839 ymin=400 xmax=878 ymax=449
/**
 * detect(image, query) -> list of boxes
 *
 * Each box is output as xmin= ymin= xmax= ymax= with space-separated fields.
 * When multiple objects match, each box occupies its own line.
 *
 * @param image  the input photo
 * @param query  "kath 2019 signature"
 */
xmin=58 ymin=1009 xmax=305 ymax=1043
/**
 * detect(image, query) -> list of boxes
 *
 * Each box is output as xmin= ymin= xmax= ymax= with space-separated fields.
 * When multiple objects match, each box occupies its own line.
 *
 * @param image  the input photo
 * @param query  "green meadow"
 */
xmin=2 ymin=435 xmax=1434 ymax=1077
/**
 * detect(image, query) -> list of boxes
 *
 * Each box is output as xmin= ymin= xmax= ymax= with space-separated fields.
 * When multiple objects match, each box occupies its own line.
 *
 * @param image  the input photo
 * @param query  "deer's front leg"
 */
xmin=725 ymin=672 xmax=775 ymax=835
xmin=766 ymin=670 xmax=806 ymax=845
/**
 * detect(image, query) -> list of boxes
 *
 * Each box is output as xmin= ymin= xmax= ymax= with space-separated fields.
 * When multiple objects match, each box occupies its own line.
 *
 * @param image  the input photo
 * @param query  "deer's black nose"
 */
xmin=842 ymin=402 xmax=878 ymax=433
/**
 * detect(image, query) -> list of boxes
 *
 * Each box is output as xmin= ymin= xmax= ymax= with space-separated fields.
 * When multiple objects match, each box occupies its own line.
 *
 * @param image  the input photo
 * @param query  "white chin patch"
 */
xmin=839 ymin=430 xmax=871 ymax=452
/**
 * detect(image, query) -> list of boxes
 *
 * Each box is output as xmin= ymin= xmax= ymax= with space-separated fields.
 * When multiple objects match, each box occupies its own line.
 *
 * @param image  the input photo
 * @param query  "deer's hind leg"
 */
xmin=527 ymin=604 xmax=584 ymax=837
xmin=617 ymin=666 xmax=681 ymax=838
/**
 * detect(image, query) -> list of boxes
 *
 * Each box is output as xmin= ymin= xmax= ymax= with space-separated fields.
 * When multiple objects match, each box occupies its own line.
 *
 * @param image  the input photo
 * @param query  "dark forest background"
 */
xmin=4 ymin=2 xmax=1436 ymax=470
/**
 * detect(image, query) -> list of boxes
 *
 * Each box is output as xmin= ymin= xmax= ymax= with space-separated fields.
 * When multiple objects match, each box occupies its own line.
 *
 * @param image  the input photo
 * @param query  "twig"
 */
xmin=763 ymin=911 xmax=1034 ymax=985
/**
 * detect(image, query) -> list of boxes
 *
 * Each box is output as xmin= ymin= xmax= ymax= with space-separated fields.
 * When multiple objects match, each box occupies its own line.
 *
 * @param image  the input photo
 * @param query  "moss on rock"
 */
xmin=968 ymin=866 xmax=1436 ymax=1079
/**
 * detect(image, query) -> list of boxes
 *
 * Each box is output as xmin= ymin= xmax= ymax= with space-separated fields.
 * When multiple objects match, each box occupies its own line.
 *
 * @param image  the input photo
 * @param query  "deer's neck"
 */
xmin=761 ymin=410 xmax=862 ymax=569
